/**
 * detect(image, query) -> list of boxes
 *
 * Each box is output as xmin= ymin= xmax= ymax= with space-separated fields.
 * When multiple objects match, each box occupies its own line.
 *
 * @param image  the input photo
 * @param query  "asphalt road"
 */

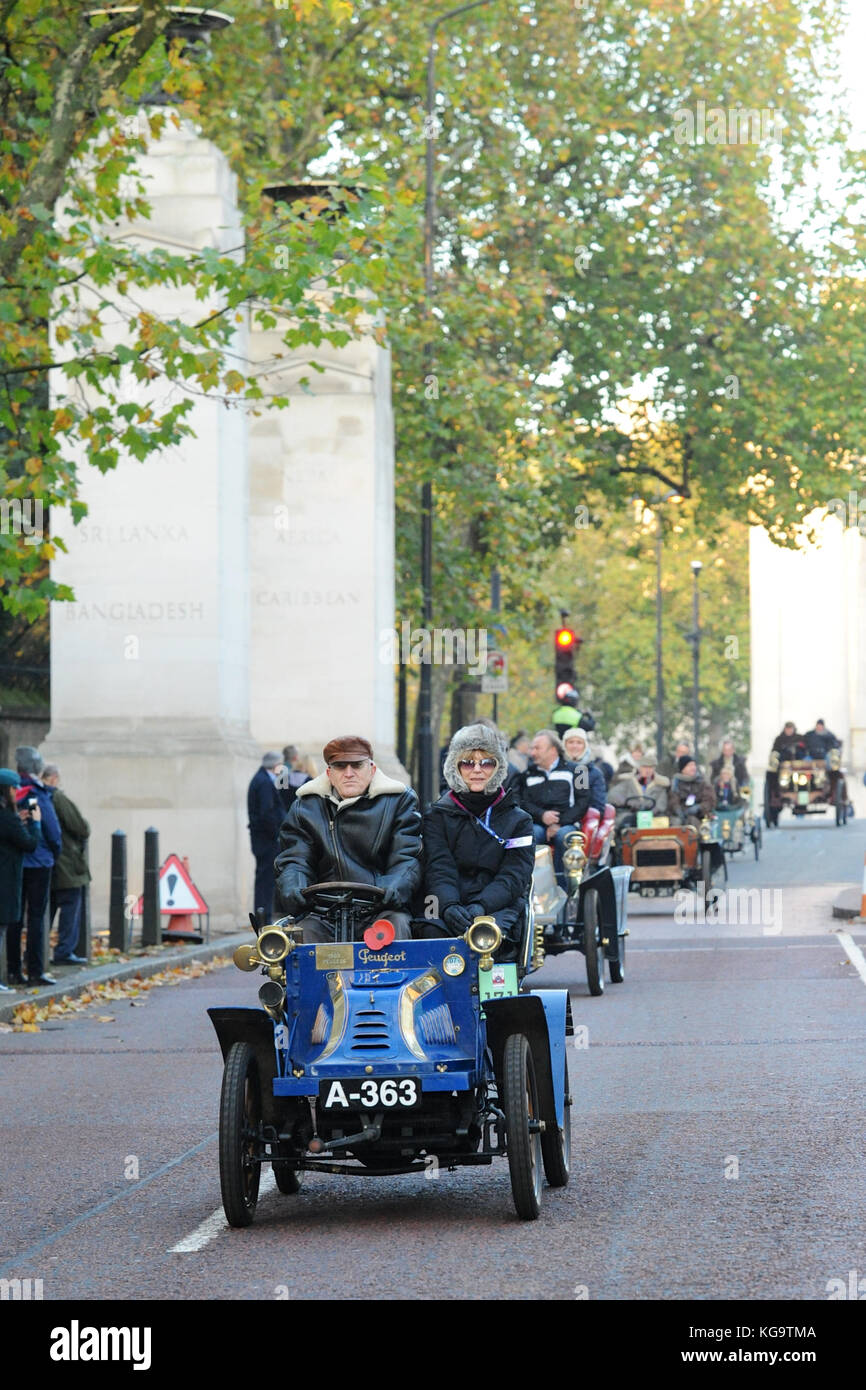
xmin=2 ymin=811 xmax=865 ymax=1302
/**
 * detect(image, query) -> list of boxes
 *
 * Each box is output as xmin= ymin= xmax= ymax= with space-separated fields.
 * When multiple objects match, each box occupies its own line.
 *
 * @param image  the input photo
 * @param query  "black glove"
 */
xmin=466 ymin=903 xmax=486 ymax=921
xmin=578 ymin=711 xmax=596 ymax=732
xmin=443 ymin=904 xmax=473 ymax=932
xmin=278 ymin=888 xmax=306 ymax=919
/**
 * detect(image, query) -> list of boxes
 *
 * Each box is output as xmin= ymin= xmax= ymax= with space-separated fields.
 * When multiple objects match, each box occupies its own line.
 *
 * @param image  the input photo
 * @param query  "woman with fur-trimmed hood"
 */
xmin=423 ymin=723 xmax=535 ymax=956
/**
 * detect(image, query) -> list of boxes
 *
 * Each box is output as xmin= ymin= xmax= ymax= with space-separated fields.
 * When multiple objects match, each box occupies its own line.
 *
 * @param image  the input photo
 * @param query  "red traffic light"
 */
xmin=555 ymin=627 xmax=578 ymax=649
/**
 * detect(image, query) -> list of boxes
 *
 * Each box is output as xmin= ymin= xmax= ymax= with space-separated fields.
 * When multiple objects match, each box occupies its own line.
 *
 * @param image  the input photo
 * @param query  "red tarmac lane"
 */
xmin=1 ymin=817 xmax=865 ymax=1301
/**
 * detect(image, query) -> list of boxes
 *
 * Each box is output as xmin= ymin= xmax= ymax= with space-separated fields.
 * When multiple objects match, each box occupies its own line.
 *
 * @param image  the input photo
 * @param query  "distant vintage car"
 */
xmin=764 ymin=748 xmax=851 ymax=828
xmin=709 ymin=787 xmax=762 ymax=861
xmin=613 ymin=795 xmax=725 ymax=909
xmin=531 ymin=832 xmax=630 ymax=997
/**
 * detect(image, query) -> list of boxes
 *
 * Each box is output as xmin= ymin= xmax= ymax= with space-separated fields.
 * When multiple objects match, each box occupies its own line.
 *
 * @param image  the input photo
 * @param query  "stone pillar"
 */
xmin=247 ymin=311 xmax=400 ymax=775
xmin=749 ymin=513 xmax=865 ymax=801
xmin=44 ymin=119 xmax=261 ymax=934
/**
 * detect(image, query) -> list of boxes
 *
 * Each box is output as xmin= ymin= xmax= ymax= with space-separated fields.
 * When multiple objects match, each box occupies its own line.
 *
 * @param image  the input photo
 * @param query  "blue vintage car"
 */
xmin=209 ymin=882 xmax=572 ymax=1224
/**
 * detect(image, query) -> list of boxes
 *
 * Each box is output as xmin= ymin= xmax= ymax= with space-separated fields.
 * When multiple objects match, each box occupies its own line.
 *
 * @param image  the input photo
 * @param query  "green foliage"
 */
xmin=0 ymin=0 xmax=400 ymax=618
xmin=496 ymin=498 xmax=750 ymax=754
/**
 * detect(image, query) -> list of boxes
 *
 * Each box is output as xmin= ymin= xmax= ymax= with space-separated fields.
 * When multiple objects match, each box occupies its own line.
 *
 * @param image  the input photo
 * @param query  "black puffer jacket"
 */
xmin=274 ymin=769 xmax=422 ymax=916
xmin=518 ymin=757 xmax=591 ymax=826
xmin=423 ymin=788 xmax=535 ymax=918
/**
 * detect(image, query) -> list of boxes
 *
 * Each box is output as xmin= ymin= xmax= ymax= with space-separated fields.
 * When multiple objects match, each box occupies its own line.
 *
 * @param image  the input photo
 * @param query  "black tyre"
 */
xmin=753 ymin=819 xmax=762 ymax=860
xmin=835 ymin=780 xmax=847 ymax=826
xmin=700 ymin=849 xmax=713 ymax=909
xmin=219 ymin=1041 xmax=262 ymax=1227
xmin=609 ymin=928 xmax=626 ymax=983
xmin=541 ymin=1060 xmax=572 ymax=1188
xmin=502 ymin=1033 xmax=542 ymax=1220
xmin=583 ymin=888 xmax=605 ymax=997
xmin=273 ymin=1142 xmax=302 ymax=1194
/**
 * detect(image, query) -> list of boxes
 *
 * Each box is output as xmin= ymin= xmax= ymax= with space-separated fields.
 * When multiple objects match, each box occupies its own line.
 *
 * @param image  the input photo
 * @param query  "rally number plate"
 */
xmin=318 ymin=1077 xmax=420 ymax=1110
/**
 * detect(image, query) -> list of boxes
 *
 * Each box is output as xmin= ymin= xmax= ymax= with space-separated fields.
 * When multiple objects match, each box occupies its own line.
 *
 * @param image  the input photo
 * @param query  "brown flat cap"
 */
xmin=323 ymin=735 xmax=374 ymax=765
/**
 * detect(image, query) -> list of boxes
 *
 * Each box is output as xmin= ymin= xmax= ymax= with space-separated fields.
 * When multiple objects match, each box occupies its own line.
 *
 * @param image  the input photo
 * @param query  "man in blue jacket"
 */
xmin=8 ymin=747 xmax=62 ymax=986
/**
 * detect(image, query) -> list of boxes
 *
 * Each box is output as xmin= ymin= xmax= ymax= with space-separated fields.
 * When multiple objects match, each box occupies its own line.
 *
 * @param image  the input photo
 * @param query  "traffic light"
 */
xmin=554 ymin=626 xmax=581 ymax=693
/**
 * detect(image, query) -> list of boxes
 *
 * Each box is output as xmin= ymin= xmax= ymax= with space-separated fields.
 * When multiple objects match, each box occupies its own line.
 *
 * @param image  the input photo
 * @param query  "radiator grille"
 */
xmin=417 ymin=1003 xmax=457 ymax=1046
xmin=635 ymin=848 xmax=679 ymax=867
xmin=350 ymin=1009 xmax=390 ymax=1050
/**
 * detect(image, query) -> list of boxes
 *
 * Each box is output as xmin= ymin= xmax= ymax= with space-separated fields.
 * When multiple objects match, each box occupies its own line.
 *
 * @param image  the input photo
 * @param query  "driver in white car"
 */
xmin=274 ymin=735 xmax=422 ymax=942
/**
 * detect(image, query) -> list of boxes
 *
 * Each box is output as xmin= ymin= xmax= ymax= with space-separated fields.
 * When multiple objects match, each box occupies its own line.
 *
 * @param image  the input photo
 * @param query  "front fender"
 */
xmin=577 ymin=865 xmax=618 ymax=936
xmin=207 ymin=1006 xmax=282 ymax=1125
xmin=483 ymin=990 xmax=571 ymax=1129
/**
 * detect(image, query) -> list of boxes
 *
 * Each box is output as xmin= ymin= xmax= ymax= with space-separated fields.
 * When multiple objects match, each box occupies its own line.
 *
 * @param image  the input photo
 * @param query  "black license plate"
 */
xmin=318 ymin=1076 xmax=420 ymax=1110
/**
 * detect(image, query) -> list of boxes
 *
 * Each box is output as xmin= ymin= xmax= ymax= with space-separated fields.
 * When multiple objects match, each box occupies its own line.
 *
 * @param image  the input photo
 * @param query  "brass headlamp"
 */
xmin=257 ymin=926 xmax=292 ymax=963
xmin=562 ymin=830 xmax=587 ymax=885
xmin=465 ymin=916 xmax=502 ymax=971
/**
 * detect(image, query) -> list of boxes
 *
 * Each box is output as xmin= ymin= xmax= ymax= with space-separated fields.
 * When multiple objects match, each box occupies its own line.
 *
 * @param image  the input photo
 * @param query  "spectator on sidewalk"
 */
xmin=0 ymin=770 xmax=41 ymax=992
xmin=278 ymin=744 xmax=312 ymax=813
xmin=6 ymin=747 xmax=60 ymax=986
xmin=247 ymin=751 xmax=287 ymax=923
xmin=42 ymin=765 xmax=90 ymax=966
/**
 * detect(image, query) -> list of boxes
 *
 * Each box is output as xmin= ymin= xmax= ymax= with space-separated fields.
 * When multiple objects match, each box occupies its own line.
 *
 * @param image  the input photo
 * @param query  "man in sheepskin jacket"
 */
xmin=274 ymin=735 xmax=422 ymax=941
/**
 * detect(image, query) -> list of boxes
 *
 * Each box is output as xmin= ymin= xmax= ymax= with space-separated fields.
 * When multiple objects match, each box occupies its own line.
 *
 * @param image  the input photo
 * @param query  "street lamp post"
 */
xmin=636 ymin=489 xmax=681 ymax=762
xmin=418 ymin=0 xmax=493 ymax=808
xmin=689 ymin=560 xmax=703 ymax=762
xmin=655 ymin=516 xmax=664 ymax=762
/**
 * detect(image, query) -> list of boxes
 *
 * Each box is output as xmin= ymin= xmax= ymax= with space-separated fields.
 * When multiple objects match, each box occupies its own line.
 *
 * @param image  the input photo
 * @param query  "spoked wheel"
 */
xmin=541 ymin=1059 xmax=571 ymax=1188
xmin=753 ymin=819 xmax=762 ymax=860
xmin=503 ymin=1033 xmax=543 ymax=1220
xmin=219 ymin=1041 xmax=262 ymax=1227
xmin=700 ymin=849 xmax=713 ymax=909
xmin=273 ymin=1141 xmax=303 ymax=1195
xmin=835 ymin=781 xmax=848 ymax=826
xmin=609 ymin=928 xmax=626 ymax=983
xmin=583 ymin=888 xmax=605 ymax=997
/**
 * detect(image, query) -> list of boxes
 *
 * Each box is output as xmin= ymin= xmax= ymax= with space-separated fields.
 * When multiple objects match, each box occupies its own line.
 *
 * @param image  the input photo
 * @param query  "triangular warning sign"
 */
xmin=133 ymin=854 xmax=208 ymax=915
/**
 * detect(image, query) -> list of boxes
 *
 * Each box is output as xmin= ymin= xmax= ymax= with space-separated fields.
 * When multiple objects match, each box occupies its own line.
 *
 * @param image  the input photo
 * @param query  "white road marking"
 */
xmin=170 ymin=1171 xmax=276 ymax=1252
xmin=837 ymin=932 xmax=866 ymax=988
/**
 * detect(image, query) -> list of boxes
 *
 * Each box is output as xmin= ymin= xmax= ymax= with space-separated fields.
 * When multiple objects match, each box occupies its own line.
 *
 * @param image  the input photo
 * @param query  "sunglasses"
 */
xmin=458 ymin=758 xmax=497 ymax=771
xmin=328 ymin=758 xmax=370 ymax=771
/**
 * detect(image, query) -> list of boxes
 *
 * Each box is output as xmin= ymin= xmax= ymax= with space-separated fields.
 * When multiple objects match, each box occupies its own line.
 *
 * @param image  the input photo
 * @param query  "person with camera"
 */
xmin=7 ymin=747 xmax=62 ymax=987
xmin=0 ymin=769 xmax=42 ymax=990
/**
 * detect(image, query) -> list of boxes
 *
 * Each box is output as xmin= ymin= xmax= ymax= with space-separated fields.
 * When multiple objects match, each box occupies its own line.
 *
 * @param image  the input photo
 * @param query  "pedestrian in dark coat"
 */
xmin=275 ymin=735 xmax=422 ymax=941
xmin=278 ymin=745 xmax=312 ymax=813
xmin=7 ymin=747 xmax=61 ymax=986
xmin=424 ymin=723 xmax=535 ymax=957
xmin=0 ymin=770 xmax=40 ymax=990
xmin=42 ymin=765 xmax=90 ymax=966
xmin=247 ymin=751 xmax=287 ymax=921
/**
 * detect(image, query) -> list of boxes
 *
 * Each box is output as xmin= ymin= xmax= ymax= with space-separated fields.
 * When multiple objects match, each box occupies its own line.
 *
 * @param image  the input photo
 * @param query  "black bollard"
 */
xmin=142 ymin=827 xmax=160 ymax=946
xmin=108 ymin=831 xmax=128 ymax=951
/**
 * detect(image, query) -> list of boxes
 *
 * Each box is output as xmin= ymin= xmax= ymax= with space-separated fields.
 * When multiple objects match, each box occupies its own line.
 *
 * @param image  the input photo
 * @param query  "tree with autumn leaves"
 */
xmin=2 ymin=0 xmax=865 ymax=746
